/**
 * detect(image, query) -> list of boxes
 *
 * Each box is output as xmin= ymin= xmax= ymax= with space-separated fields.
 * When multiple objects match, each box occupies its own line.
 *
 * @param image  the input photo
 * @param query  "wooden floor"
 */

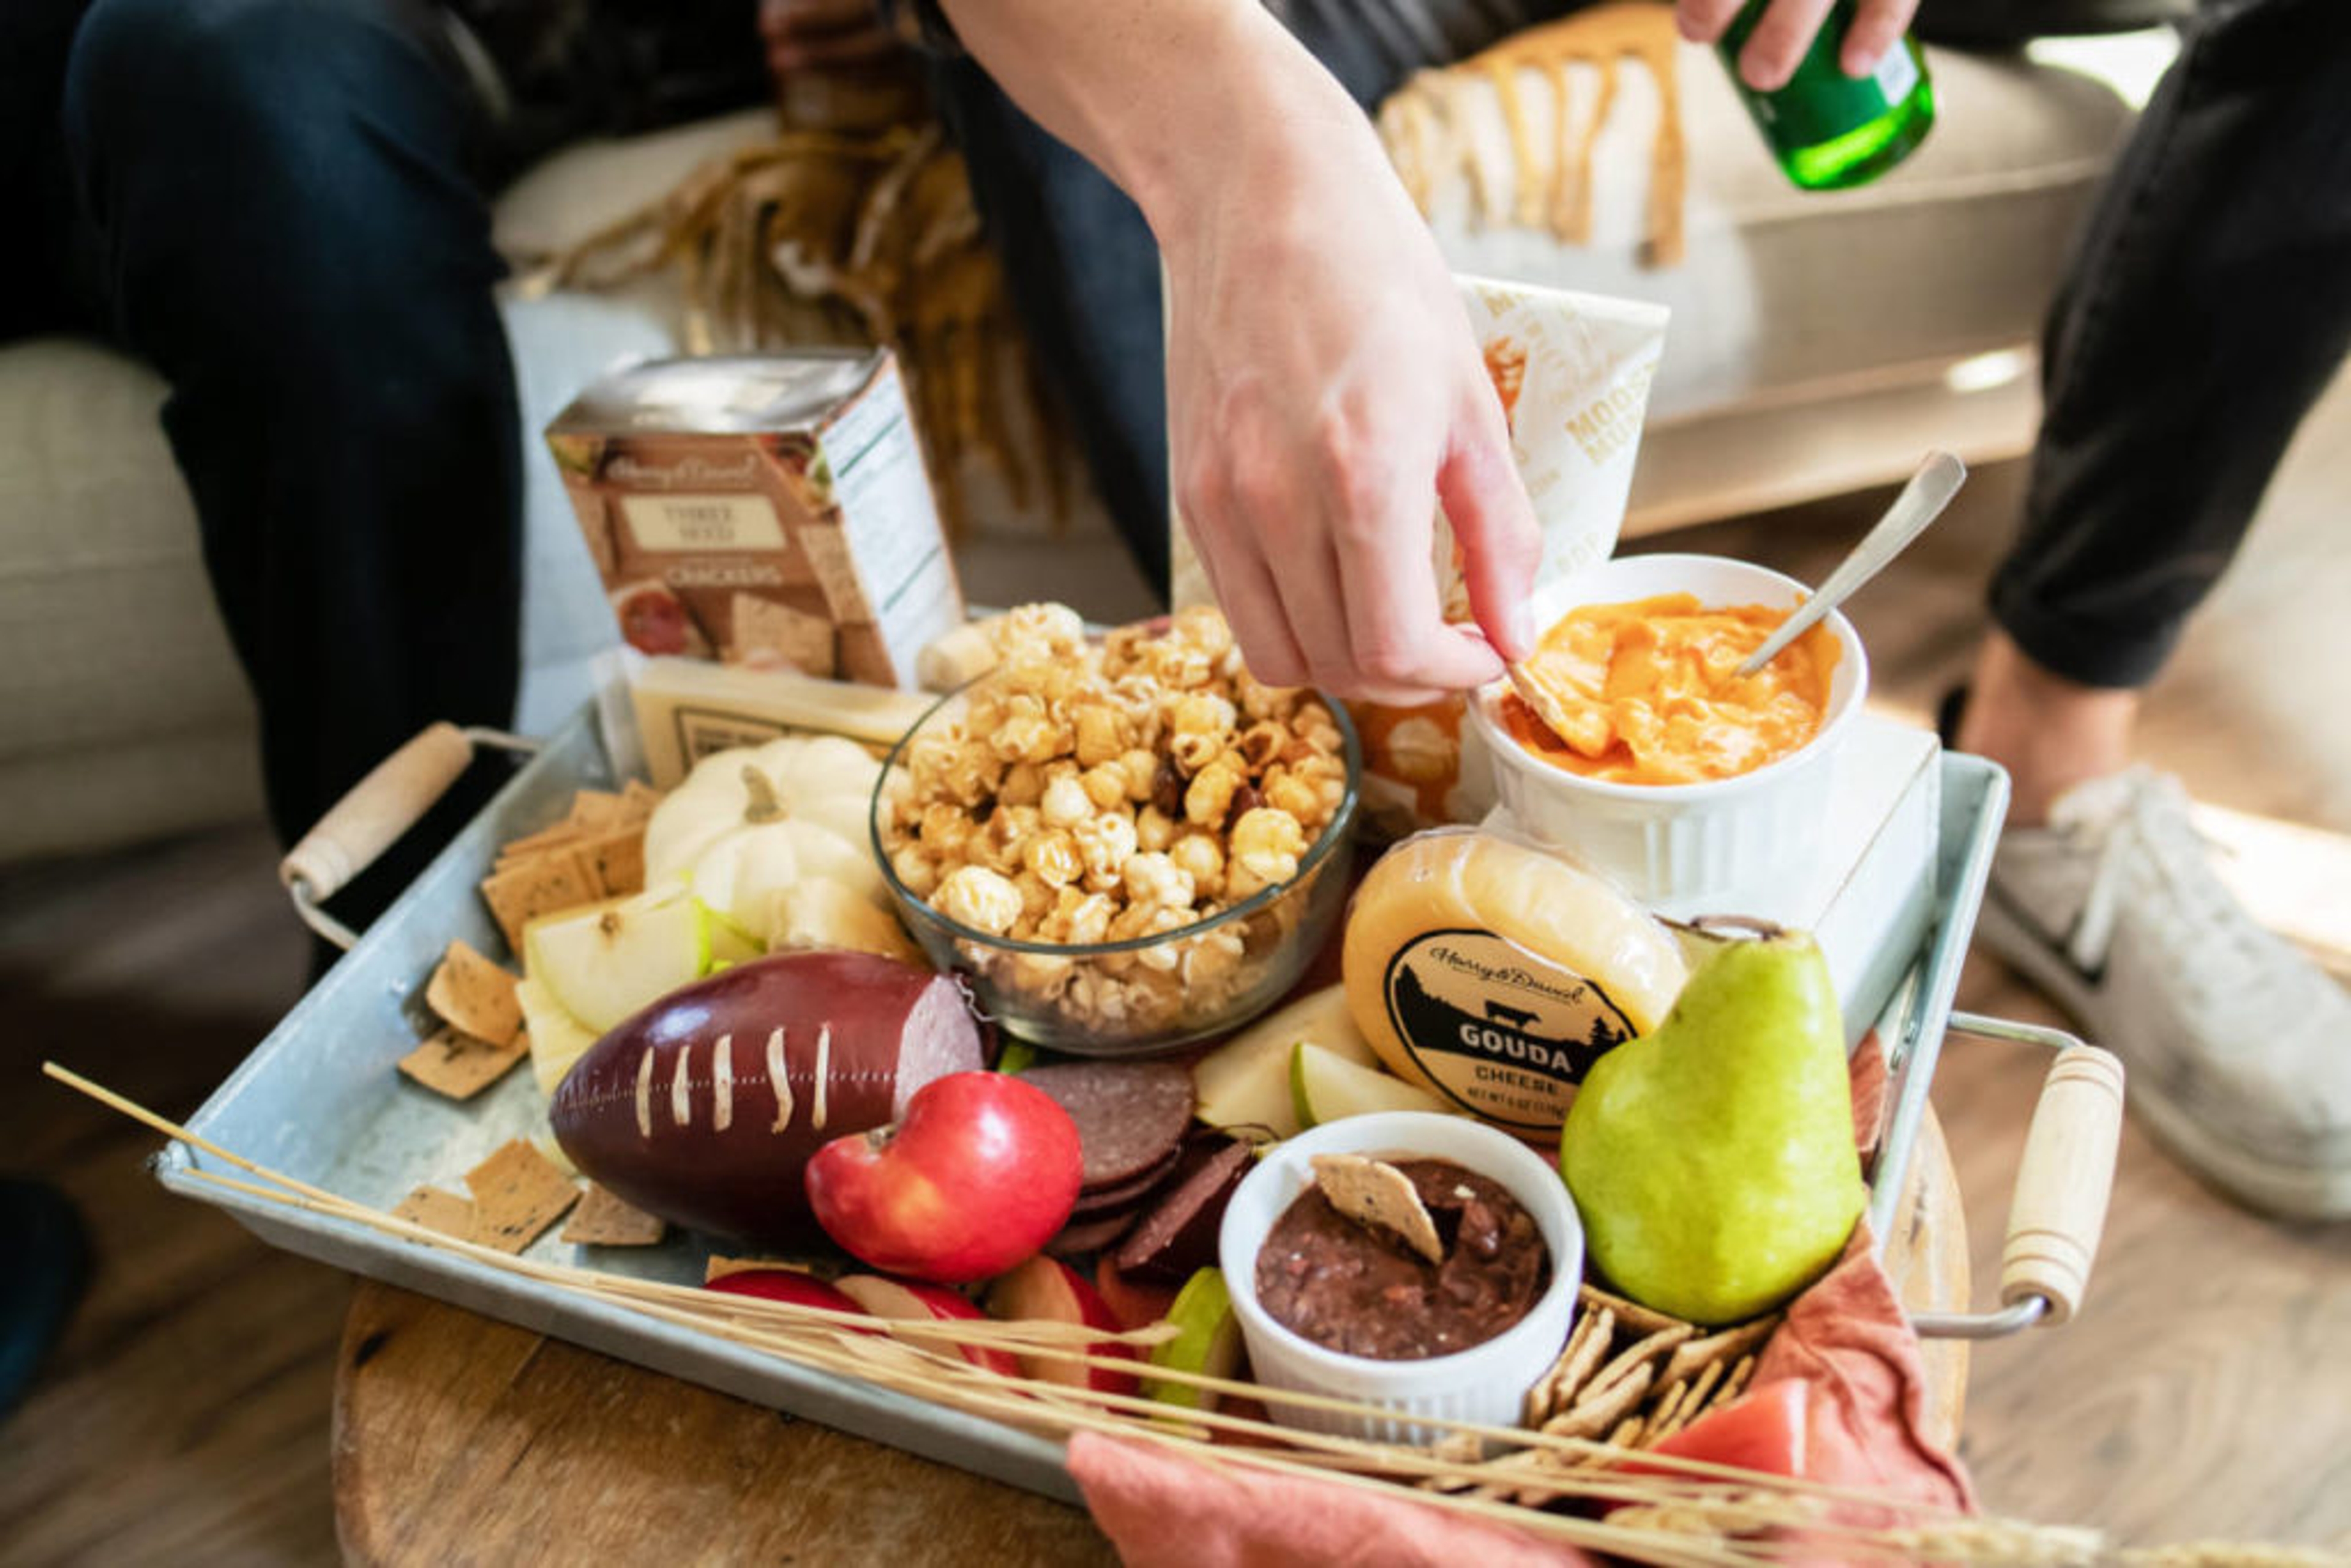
xmin=7 ymin=370 xmax=2351 ymax=1563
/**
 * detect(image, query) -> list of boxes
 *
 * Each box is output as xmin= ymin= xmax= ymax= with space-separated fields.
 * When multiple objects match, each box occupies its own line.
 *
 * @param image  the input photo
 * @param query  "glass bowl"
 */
xmin=869 ymin=683 xmax=1362 ymax=1056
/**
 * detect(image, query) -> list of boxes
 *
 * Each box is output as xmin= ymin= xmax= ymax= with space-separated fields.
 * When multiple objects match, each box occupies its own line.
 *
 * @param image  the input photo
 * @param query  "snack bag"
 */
xmin=1169 ymin=276 xmax=1670 ymax=837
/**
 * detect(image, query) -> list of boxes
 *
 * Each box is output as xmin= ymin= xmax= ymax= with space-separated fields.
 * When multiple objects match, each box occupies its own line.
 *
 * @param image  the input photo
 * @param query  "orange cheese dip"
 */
xmin=1501 ymin=594 xmax=1840 ymax=786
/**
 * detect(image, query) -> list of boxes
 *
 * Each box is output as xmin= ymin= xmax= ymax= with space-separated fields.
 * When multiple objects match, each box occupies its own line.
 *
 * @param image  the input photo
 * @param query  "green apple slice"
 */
xmin=705 ymin=902 xmax=763 ymax=967
xmin=517 ymin=973 xmax=602 ymax=1094
xmin=1289 ymin=1041 xmax=1458 ymax=1128
xmin=1144 ymin=1267 xmax=1239 ymax=1410
xmin=527 ymin=890 xmax=723 ymax=1034
xmin=1193 ymin=985 xmax=1378 ymax=1139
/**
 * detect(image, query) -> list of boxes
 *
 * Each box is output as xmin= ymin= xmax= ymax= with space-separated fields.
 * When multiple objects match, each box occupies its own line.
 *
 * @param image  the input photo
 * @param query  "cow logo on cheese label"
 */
xmin=1382 ymin=928 xmax=1635 ymax=1131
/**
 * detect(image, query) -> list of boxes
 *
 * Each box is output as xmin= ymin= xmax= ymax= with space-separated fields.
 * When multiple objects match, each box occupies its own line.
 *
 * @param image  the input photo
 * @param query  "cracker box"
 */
xmin=546 ymin=351 xmax=965 ymax=689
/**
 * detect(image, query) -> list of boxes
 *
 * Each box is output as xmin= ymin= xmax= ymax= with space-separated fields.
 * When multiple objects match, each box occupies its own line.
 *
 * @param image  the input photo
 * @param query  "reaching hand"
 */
xmin=931 ymin=0 xmax=1541 ymax=700
xmin=1674 ymin=0 xmax=1921 ymax=91
xmin=1160 ymin=105 xmax=1540 ymax=705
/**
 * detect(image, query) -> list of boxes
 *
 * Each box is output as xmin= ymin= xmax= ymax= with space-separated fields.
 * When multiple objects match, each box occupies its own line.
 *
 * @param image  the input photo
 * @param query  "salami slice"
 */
xmin=1112 ymin=1138 xmax=1253 ymax=1285
xmin=1043 ymin=1209 xmax=1139 ymax=1260
xmin=1018 ymin=1062 xmax=1196 ymax=1189
xmin=1072 ymin=1146 xmax=1183 ymax=1217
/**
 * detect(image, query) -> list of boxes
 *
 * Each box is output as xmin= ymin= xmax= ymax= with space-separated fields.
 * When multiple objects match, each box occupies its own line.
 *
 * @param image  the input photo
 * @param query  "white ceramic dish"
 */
xmin=1217 ymin=1112 xmax=1583 ymax=1446
xmin=1468 ymin=553 xmax=1870 ymax=906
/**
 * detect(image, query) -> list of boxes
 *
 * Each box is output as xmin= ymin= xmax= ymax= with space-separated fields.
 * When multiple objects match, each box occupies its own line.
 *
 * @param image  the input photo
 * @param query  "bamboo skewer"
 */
xmin=48 ymin=1061 xmax=2119 ymax=1566
xmin=182 ymin=1157 xmax=1921 ymax=1520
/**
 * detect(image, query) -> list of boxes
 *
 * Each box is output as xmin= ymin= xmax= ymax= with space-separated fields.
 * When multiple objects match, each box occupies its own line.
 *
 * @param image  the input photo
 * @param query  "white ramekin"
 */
xmin=1217 ymin=1112 xmax=1583 ymax=1446
xmin=1466 ymin=552 xmax=1870 ymax=907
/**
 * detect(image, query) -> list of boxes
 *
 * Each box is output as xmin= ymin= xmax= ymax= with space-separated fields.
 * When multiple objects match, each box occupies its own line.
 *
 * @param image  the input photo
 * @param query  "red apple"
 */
xmin=834 ymin=1272 xmax=1022 ymax=1379
xmin=983 ymin=1255 xmax=1139 ymax=1396
xmin=707 ymin=1269 xmax=867 ymax=1315
xmin=805 ymin=1071 xmax=1083 ymax=1284
xmin=1093 ymin=1257 xmax=1180 ymax=1332
xmin=1620 ymin=1379 xmax=1810 ymax=1485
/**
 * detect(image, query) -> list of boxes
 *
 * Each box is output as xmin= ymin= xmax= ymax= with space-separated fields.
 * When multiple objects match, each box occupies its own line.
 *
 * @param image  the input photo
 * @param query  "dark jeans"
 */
xmin=4 ymin=0 xmax=522 ymax=856
xmin=943 ymin=0 xmax=2351 ymax=692
xmin=1992 ymin=0 xmax=2351 ymax=688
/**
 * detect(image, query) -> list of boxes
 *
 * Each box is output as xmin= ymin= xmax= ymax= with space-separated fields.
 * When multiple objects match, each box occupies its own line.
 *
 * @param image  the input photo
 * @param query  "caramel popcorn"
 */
xmin=883 ymin=602 xmax=1353 ymax=1041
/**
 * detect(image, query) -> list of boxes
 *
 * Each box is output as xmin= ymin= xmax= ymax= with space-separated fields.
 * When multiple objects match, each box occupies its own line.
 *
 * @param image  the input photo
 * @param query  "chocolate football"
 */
xmin=549 ymin=949 xmax=983 ymax=1247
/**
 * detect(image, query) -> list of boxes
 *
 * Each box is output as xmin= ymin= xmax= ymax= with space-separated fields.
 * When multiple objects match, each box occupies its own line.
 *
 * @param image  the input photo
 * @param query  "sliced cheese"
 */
xmin=1341 ymin=828 xmax=1687 ymax=1135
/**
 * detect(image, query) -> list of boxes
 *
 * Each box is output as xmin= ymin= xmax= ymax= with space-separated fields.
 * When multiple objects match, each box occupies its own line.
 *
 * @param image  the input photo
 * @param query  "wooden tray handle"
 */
xmin=279 ymin=723 xmax=475 ymax=940
xmin=1998 ymin=1044 xmax=2126 ymax=1327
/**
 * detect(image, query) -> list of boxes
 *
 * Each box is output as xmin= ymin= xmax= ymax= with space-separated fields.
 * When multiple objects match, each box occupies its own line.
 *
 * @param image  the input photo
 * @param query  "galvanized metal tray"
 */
xmin=156 ymin=703 xmax=2024 ymax=1506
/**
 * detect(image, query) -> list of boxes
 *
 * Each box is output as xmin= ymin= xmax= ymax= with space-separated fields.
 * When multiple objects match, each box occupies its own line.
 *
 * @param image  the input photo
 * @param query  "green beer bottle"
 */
xmin=1719 ymin=0 xmax=1935 ymax=190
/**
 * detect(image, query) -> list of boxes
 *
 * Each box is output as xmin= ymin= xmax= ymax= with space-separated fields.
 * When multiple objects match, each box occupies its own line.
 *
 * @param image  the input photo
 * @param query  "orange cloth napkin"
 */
xmin=1751 ymin=1227 xmax=1977 ymax=1517
xmin=1068 ymin=1031 xmax=1973 ymax=1563
xmin=1067 ymin=1431 xmax=1598 ymax=1568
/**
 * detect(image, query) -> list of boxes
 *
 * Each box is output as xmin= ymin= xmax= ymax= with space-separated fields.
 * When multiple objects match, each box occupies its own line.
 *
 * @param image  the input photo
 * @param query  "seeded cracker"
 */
xmin=463 ymin=1139 xmax=580 ymax=1253
xmin=561 ymin=1183 xmax=666 ymax=1247
xmin=394 ymin=1185 xmax=476 ymax=1241
xmin=498 ymin=817 xmax=587 ymax=860
xmin=564 ymin=789 xmax=629 ymax=835
xmin=575 ymin=826 xmax=647 ymax=898
xmin=1310 ymin=1153 xmax=1444 ymax=1266
xmin=620 ymin=780 xmax=664 ymax=822
xmin=397 ymin=1026 xmax=527 ymax=1101
xmin=480 ymin=850 xmax=599 ymax=954
xmin=424 ymin=939 xmax=523 ymax=1046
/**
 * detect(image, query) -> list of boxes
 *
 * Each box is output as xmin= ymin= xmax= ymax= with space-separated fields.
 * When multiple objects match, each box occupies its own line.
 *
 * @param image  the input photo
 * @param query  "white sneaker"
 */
xmin=1976 ymin=767 xmax=2351 ymax=1220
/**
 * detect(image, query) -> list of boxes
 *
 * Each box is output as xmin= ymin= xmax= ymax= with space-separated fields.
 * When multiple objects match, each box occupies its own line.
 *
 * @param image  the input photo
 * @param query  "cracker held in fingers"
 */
xmin=1310 ymin=1153 xmax=1445 ymax=1265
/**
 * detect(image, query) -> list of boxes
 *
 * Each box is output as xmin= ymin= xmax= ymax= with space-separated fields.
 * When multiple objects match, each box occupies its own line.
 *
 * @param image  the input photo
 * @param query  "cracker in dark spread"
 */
xmin=1255 ymin=1157 xmax=1548 ymax=1362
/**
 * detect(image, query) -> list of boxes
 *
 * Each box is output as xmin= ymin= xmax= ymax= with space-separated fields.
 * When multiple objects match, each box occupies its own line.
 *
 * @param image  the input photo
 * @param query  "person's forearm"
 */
xmin=936 ymin=0 xmax=1365 ymax=239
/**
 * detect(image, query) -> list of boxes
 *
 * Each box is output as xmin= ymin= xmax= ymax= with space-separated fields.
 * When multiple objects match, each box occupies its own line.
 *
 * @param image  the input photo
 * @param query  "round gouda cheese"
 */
xmin=1341 ymin=829 xmax=1687 ymax=1135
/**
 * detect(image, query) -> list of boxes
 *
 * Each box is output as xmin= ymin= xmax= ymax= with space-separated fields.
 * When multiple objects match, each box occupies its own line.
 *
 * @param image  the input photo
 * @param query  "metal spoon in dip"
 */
xmin=1734 ymin=448 xmax=1968 ymax=679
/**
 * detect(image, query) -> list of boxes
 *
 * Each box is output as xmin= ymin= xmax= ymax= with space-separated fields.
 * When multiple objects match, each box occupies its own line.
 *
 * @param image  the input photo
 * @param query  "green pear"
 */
xmin=1559 ymin=929 xmax=1865 ymax=1326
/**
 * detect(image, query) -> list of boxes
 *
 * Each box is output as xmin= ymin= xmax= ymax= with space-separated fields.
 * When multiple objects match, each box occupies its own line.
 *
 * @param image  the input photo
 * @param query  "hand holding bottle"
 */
xmin=1675 ymin=0 xmax=1923 ymax=89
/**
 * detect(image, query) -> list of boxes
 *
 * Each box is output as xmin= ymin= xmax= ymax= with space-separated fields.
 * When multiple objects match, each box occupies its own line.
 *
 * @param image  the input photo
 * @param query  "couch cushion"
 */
xmin=1389 ymin=39 xmax=2136 ymax=423
xmin=0 ymin=338 xmax=267 ymax=857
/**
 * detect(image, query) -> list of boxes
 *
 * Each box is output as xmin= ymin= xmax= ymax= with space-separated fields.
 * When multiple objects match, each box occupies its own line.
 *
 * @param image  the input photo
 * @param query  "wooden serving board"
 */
xmin=332 ymin=1108 xmax=1970 ymax=1565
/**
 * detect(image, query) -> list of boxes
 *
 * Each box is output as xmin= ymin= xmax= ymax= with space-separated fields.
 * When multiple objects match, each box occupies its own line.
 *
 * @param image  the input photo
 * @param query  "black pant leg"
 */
xmin=0 ymin=0 xmax=97 ymax=339
xmin=59 ymin=0 xmax=523 ymax=852
xmin=1990 ymin=0 xmax=2351 ymax=689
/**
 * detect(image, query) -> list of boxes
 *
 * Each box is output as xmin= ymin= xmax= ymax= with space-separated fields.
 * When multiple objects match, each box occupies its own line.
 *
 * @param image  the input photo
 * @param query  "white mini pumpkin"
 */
xmin=642 ymin=736 xmax=908 ymax=959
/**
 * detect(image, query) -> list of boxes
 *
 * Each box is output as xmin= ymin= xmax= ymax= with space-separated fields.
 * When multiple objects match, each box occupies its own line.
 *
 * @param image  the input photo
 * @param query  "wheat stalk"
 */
xmin=50 ymin=1060 xmax=2128 ymax=1566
